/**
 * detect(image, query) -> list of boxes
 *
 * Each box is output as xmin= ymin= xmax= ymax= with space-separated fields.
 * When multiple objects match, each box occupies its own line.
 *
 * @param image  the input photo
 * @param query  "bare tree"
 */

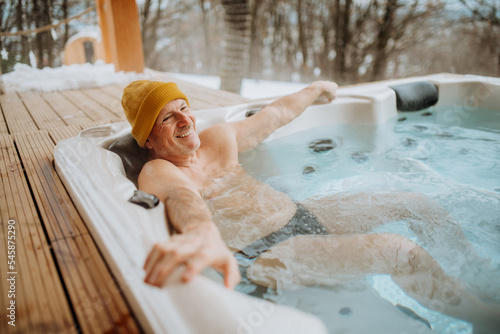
xmin=0 ymin=1 xmax=7 ymax=65
xmin=199 ymin=0 xmax=217 ymax=73
xmin=32 ymin=0 xmax=56 ymax=68
xmin=459 ymin=0 xmax=499 ymax=26
xmin=370 ymin=0 xmax=402 ymax=81
xmin=248 ymin=0 xmax=266 ymax=79
xmin=1 ymin=1 xmax=15 ymax=73
xmin=297 ymin=0 xmax=309 ymax=76
xmin=140 ymin=0 xmax=163 ymax=67
xmin=0 ymin=0 xmax=6 ymax=92
xmin=458 ymin=0 xmax=500 ymax=75
xmin=333 ymin=0 xmax=352 ymax=82
xmin=139 ymin=0 xmax=205 ymax=71
xmin=16 ymin=0 xmax=30 ymax=64
xmin=141 ymin=0 xmax=153 ymax=45
xmin=1 ymin=0 xmax=497 ymax=85
xmin=220 ymin=0 xmax=251 ymax=93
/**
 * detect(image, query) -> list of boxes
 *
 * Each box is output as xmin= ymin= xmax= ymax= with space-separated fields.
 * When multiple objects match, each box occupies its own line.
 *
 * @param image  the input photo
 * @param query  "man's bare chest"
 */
xmin=179 ymin=149 xmax=239 ymax=190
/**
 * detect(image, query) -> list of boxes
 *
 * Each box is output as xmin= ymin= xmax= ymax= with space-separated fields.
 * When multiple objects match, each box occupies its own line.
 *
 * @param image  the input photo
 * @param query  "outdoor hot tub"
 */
xmin=54 ymin=74 xmax=500 ymax=333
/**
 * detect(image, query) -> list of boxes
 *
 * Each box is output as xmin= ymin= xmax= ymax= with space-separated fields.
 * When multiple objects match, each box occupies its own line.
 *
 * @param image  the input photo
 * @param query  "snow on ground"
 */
xmin=2 ymin=61 xmax=308 ymax=99
xmin=3 ymin=60 xmax=146 ymax=93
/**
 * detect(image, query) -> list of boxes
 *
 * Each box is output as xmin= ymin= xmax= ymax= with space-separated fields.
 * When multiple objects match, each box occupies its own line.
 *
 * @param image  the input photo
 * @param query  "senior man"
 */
xmin=121 ymin=81 xmax=500 ymax=330
xmin=121 ymin=80 xmax=340 ymax=288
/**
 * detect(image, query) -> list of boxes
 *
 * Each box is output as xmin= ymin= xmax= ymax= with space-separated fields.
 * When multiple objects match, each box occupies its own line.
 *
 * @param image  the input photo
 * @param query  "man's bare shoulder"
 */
xmin=199 ymin=123 xmax=235 ymax=139
xmin=199 ymin=123 xmax=238 ymax=150
xmin=141 ymin=158 xmax=178 ymax=175
xmin=140 ymin=158 xmax=193 ymax=182
xmin=138 ymin=159 xmax=193 ymax=200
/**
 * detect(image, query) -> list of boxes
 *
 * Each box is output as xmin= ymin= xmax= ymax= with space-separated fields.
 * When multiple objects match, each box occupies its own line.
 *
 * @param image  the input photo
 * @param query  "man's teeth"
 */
xmin=177 ymin=130 xmax=192 ymax=138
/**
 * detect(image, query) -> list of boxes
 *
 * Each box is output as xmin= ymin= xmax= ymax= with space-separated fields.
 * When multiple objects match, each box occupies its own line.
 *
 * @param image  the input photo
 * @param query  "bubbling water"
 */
xmin=236 ymin=106 xmax=500 ymax=333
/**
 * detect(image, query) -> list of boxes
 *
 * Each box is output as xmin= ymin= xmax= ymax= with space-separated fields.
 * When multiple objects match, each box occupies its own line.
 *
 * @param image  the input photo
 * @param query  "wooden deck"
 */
xmin=0 ymin=73 xmax=250 ymax=333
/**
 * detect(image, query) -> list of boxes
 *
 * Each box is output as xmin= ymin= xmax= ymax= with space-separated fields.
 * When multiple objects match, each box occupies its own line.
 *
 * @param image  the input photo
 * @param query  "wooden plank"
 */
xmin=81 ymin=87 xmax=126 ymax=121
xmin=17 ymin=91 xmax=67 ymax=130
xmin=201 ymin=89 xmax=250 ymax=105
xmin=191 ymin=87 xmax=249 ymax=105
xmin=0 ymin=224 xmax=9 ymax=334
xmin=60 ymin=90 xmax=117 ymax=123
xmin=77 ymin=234 xmax=141 ymax=333
xmin=105 ymin=72 xmax=250 ymax=112
xmin=190 ymin=99 xmax=221 ymax=111
xmin=12 ymin=130 xmax=141 ymax=333
xmin=0 ymin=92 xmax=39 ymax=134
xmin=71 ymin=78 xmax=252 ymax=122
xmin=0 ymin=134 xmax=76 ymax=333
xmin=51 ymin=238 xmax=112 ymax=333
xmin=100 ymin=84 xmax=125 ymax=100
xmin=0 ymin=218 xmax=7 ymax=334
xmin=0 ymin=197 xmax=32 ymax=334
xmin=41 ymin=91 xmax=94 ymax=127
xmin=107 ymin=83 xmax=128 ymax=93
xmin=0 ymin=101 xmax=8 ymax=134
xmin=187 ymin=92 xmax=249 ymax=110
xmin=48 ymin=126 xmax=82 ymax=145
xmin=190 ymin=91 xmax=244 ymax=109
xmin=0 ymin=81 xmax=254 ymax=334
xmin=145 ymin=71 xmax=250 ymax=108
xmin=14 ymin=131 xmax=89 ymax=240
xmin=79 ymin=119 xmax=116 ymax=131
xmin=51 ymin=235 xmax=141 ymax=333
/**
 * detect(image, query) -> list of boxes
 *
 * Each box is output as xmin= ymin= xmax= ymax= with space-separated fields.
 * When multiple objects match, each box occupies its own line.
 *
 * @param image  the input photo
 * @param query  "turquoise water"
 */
xmin=241 ymin=106 xmax=500 ymax=199
xmin=238 ymin=106 xmax=500 ymax=333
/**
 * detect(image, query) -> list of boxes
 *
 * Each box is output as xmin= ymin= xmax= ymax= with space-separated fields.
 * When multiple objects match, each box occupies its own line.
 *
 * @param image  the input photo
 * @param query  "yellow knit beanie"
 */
xmin=121 ymin=80 xmax=189 ymax=148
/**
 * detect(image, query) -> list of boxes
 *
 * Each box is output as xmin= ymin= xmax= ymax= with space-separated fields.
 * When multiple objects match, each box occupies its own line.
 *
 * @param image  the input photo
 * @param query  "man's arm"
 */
xmin=231 ymin=81 xmax=338 ymax=152
xmin=138 ymin=159 xmax=240 ymax=288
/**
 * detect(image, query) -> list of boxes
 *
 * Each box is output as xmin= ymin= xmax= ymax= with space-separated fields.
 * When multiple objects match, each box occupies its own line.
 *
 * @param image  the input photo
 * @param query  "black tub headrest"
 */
xmin=108 ymin=133 xmax=148 ymax=187
xmin=390 ymin=81 xmax=438 ymax=111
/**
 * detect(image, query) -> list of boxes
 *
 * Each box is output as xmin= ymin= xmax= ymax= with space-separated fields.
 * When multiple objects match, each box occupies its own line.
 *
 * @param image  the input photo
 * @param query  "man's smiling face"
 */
xmin=145 ymin=98 xmax=200 ymax=158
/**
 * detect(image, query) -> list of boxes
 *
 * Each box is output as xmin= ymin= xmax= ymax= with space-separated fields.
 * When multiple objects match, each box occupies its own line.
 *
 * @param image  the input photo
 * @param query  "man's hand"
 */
xmin=310 ymin=81 xmax=338 ymax=103
xmin=143 ymin=224 xmax=241 ymax=289
xmin=231 ymin=80 xmax=339 ymax=152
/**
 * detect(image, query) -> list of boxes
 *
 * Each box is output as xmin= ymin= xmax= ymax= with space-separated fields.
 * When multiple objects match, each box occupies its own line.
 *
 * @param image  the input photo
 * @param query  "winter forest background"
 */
xmin=1 ymin=0 xmax=499 ymax=93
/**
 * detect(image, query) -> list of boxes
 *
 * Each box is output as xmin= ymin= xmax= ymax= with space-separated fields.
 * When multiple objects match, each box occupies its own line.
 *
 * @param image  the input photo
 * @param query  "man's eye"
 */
xmin=162 ymin=115 xmax=171 ymax=122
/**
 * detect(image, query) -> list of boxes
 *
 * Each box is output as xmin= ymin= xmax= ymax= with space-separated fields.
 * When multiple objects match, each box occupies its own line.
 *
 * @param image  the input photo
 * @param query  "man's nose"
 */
xmin=176 ymin=111 xmax=191 ymax=127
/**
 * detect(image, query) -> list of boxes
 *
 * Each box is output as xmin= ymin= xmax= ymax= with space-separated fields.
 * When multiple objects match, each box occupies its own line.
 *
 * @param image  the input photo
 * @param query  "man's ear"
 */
xmin=145 ymin=139 xmax=153 ymax=150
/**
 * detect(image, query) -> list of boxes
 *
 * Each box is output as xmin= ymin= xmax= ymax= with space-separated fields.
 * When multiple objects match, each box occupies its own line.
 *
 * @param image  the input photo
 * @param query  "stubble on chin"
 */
xmin=154 ymin=135 xmax=201 ymax=158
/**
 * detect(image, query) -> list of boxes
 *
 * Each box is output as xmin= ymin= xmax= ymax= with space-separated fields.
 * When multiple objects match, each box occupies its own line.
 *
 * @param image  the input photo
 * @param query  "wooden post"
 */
xmin=95 ymin=0 xmax=113 ymax=64
xmin=95 ymin=0 xmax=145 ymax=73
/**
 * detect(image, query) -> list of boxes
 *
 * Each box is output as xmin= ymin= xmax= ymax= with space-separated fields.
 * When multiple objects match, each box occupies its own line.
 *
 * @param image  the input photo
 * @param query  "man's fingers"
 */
xmin=143 ymin=233 xmax=239 ymax=288
xmin=312 ymin=97 xmax=331 ymax=105
xmin=144 ymin=242 xmax=173 ymax=274
xmin=212 ymin=254 xmax=241 ymax=289
xmin=146 ymin=255 xmax=185 ymax=286
xmin=224 ymin=257 xmax=241 ymax=289
xmin=143 ymin=245 xmax=161 ymax=271
xmin=144 ymin=242 xmax=198 ymax=285
xmin=181 ymin=255 xmax=208 ymax=283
